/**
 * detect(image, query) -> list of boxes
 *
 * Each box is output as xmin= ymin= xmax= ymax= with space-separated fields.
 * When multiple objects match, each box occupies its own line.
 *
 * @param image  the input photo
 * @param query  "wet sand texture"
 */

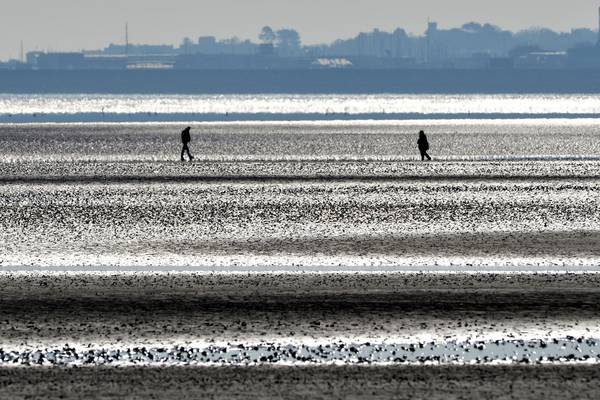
xmin=0 ymin=273 xmax=599 ymax=364
xmin=2 ymin=122 xmax=600 ymax=396
xmin=1 ymin=365 xmax=599 ymax=400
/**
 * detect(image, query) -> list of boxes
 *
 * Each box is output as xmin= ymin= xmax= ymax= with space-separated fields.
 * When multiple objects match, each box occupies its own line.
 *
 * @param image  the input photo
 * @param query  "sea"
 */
xmin=3 ymin=93 xmax=600 ymax=123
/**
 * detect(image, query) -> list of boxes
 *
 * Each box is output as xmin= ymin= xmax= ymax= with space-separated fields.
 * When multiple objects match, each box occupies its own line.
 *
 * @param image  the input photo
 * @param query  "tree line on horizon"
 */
xmin=98 ymin=22 xmax=598 ymax=62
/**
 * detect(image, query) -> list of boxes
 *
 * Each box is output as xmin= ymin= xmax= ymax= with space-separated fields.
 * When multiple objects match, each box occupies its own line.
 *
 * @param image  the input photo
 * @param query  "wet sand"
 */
xmin=1 ymin=122 xmax=600 ymax=397
xmin=2 ymin=122 xmax=600 ymax=162
xmin=1 ymin=272 xmax=600 ymax=398
xmin=0 ymin=272 xmax=599 ymax=364
xmin=2 ymin=365 xmax=600 ymax=400
xmin=1 ymin=175 xmax=599 ymax=268
xmin=1 ymin=124 xmax=599 ymax=269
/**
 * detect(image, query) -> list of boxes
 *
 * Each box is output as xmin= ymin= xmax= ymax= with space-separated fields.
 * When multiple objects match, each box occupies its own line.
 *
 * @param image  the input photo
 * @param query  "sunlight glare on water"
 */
xmin=2 ymin=94 xmax=600 ymax=118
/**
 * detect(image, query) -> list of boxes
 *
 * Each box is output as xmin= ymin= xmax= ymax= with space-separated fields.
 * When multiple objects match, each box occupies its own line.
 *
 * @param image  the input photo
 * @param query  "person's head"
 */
xmin=184 ymin=126 xmax=191 ymax=132
xmin=419 ymin=130 xmax=425 ymax=136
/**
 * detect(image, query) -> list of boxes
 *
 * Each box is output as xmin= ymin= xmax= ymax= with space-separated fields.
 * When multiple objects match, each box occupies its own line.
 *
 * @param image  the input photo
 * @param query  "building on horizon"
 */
xmin=6 ymin=7 xmax=600 ymax=72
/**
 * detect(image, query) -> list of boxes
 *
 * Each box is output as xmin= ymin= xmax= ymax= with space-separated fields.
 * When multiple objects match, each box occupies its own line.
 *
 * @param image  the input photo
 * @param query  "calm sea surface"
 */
xmin=2 ymin=94 xmax=600 ymax=122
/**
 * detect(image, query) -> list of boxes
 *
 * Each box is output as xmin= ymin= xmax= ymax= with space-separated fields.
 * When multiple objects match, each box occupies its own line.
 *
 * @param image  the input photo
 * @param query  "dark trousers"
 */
xmin=181 ymin=143 xmax=193 ymax=160
xmin=420 ymin=150 xmax=431 ymax=161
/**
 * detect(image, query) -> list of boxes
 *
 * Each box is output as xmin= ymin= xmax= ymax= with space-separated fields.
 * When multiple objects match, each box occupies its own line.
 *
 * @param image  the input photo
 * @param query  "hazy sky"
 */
xmin=2 ymin=0 xmax=599 ymax=60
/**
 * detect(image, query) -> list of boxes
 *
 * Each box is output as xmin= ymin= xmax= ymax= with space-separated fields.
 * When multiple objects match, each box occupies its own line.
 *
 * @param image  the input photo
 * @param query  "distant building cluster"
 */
xmin=4 ymin=10 xmax=600 ymax=71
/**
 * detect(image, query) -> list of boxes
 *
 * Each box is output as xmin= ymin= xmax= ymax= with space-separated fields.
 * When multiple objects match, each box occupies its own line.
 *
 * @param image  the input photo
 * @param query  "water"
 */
xmin=3 ymin=94 xmax=600 ymax=122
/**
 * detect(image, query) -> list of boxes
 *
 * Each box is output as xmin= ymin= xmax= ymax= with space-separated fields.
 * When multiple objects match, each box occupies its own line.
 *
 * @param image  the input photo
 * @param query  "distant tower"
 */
xmin=426 ymin=21 xmax=438 ymax=64
xmin=597 ymin=7 xmax=600 ymax=45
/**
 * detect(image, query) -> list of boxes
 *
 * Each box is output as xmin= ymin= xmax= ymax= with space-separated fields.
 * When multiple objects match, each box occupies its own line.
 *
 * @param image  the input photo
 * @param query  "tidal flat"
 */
xmin=1 ymin=120 xmax=600 ymax=397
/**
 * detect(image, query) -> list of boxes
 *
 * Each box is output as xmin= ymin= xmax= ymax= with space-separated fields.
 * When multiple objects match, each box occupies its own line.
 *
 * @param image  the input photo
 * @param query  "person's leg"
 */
xmin=181 ymin=144 xmax=186 ymax=161
xmin=185 ymin=144 xmax=193 ymax=161
xmin=425 ymin=151 xmax=431 ymax=161
xmin=420 ymin=151 xmax=425 ymax=161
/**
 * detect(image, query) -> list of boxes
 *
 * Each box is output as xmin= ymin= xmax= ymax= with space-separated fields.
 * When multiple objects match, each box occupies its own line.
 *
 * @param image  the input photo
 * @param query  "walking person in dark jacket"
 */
xmin=417 ymin=130 xmax=432 ymax=161
xmin=181 ymin=126 xmax=194 ymax=162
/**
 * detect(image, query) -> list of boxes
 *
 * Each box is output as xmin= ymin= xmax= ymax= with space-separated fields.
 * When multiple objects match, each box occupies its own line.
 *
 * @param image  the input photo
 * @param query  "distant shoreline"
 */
xmin=3 ymin=69 xmax=600 ymax=94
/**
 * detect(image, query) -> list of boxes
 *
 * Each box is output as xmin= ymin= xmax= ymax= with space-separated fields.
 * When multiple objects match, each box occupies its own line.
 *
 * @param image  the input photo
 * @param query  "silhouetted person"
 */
xmin=417 ymin=130 xmax=431 ymax=161
xmin=181 ymin=126 xmax=194 ymax=162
